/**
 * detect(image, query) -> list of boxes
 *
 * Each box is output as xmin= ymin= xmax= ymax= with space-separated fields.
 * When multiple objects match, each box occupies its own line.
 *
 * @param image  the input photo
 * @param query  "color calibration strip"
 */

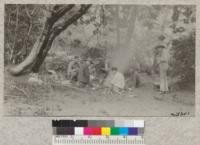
xmin=52 ymin=120 xmax=144 ymax=136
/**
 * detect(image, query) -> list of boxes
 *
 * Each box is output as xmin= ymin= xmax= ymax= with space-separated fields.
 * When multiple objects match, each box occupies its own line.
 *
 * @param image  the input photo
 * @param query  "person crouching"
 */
xmin=110 ymin=67 xmax=125 ymax=94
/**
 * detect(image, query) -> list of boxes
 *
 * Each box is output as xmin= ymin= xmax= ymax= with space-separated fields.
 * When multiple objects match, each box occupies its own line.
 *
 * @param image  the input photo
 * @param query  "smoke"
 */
xmin=107 ymin=6 xmax=174 ymax=74
xmin=109 ymin=28 xmax=159 ymax=73
xmin=110 ymin=47 xmax=134 ymax=73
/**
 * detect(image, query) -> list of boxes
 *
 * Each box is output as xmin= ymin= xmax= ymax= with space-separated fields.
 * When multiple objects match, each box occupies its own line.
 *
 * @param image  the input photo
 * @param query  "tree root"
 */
xmin=11 ymin=85 xmax=30 ymax=98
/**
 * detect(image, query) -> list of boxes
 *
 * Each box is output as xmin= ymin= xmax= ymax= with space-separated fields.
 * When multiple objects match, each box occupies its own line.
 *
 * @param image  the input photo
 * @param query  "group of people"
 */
xmin=67 ymin=56 xmax=126 ymax=93
xmin=67 ymin=35 xmax=170 ymax=94
xmin=67 ymin=56 xmax=91 ymax=87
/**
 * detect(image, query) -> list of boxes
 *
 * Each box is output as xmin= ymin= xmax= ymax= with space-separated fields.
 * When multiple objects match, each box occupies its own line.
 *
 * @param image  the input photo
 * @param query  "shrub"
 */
xmin=170 ymin=31 xmax=195 ymax=88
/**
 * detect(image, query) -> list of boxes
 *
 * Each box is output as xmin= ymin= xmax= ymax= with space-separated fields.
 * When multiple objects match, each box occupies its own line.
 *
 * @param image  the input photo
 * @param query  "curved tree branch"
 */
xmin=52 ymin=4 xmax=92 ymax=36
xmin=50 ymin=4 xmax=75 ymax=23
xmin=9 ymin=4 xmax=92 ymax=75
xmin=31 ymin=5 xmax=92 ymax=72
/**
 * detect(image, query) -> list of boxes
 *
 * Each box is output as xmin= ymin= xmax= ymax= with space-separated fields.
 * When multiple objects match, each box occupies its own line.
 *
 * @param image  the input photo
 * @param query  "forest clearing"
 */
xmin=4 ymin=70 xmax=194 ymax=116
xmin=4 ymin=4 xmax=195 ymax=116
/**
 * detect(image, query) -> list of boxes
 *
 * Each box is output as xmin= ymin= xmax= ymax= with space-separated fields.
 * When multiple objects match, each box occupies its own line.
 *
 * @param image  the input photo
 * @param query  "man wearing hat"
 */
xmin=157 ymin=44 xmax=169 ymax=94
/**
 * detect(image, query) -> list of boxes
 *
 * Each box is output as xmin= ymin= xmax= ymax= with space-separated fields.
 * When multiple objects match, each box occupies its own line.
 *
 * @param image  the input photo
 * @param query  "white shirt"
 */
xmin=111 ymin=71 xmax=125 ymax=89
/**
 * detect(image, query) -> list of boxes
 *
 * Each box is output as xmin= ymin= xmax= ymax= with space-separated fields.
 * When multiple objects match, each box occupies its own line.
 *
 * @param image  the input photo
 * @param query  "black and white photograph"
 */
xmin=4 ymin=4 xmax=195 ymax=116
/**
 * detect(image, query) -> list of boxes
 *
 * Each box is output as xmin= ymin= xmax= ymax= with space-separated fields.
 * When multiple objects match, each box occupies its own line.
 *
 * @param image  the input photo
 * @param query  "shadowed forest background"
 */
xmin=4 ymin=4 xmax=195 ymax=116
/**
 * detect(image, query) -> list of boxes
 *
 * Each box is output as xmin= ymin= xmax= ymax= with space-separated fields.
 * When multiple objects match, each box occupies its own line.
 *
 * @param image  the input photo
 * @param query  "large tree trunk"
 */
xmin=9 ymin=4 xmax=91 ymax=75
xmin=124 ymin=6 xmax=137 ymax=49
xmin=9 ymin=19 xmax=53 ymax=75
xmin=115 ymin=5 xmax=120 ymax=49
xmin=32 ymin=5 xmax=91 ymax=72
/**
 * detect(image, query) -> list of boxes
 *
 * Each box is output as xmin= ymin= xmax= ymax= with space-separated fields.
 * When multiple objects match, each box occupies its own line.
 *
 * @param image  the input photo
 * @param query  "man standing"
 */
xmin=158 ymin=45 xmax=169 ymax=94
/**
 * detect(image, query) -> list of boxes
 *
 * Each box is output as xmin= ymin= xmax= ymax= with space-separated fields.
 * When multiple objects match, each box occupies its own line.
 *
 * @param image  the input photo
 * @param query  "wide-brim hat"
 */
xmin=155 ymin=45 xmax=165 ymax=50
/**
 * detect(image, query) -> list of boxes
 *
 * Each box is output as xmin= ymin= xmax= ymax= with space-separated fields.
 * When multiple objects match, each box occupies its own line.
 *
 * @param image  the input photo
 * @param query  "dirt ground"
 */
xmin=3 ymin=72 xmax=195 ymax=117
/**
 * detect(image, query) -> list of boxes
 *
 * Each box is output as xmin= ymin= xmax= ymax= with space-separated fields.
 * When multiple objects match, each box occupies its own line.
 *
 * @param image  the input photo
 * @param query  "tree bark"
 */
xmin=124 ymin=6 xmax=137 ymax=49
xmin=9 ymin=19 xmax=53 ymax=75
xmin=31 ymin=5 xmax=91 ymax=72
xmin=9 ymin=4 xmax=91 ymax=75
xmin=115 ymin=5 xmax=120 ymax=49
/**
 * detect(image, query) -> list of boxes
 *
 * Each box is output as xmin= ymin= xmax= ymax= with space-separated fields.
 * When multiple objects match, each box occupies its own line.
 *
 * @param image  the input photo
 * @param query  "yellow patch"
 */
xmin=101 ymin=127 xmax=111 ymax=135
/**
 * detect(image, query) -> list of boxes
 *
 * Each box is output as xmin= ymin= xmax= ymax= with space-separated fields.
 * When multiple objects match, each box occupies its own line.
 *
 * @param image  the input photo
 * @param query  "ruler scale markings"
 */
xmin=53 ymin=136 xmax=144 ymax=145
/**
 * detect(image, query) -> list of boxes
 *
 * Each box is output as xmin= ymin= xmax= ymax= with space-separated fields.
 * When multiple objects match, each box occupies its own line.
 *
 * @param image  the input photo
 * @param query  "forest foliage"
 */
xmin=4 ymin=4 xmax=196 ymax=87
xmin=4 ymin=4 xmax=44 ymax=64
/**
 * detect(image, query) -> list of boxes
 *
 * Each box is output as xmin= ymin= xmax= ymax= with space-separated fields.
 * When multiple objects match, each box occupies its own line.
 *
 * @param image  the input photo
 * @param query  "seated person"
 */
xmin=67 ymin=56 xmax=79 ymax=79
xmin=69 ymin=63 xmax=79 ymax=83
xmin=78 ymin=58 xmax=90 ymax=87
xmin=126 ymin=68 xmax=140 ymax=89
xmin=110 ymin=67 xmax=125 ymax=93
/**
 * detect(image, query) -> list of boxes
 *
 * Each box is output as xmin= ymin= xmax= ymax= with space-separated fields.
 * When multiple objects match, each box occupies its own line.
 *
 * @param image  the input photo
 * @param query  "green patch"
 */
xmin=111 ymin=127 xmax=119 ymax=135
